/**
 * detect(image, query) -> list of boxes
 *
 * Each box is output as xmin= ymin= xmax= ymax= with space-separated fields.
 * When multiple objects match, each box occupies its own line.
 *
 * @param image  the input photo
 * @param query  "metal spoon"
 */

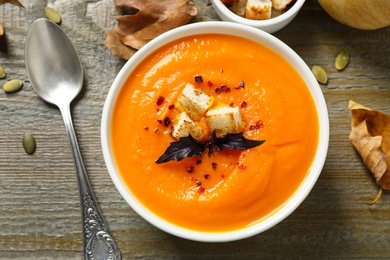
xmin=25 ymin=18 xmax=121 ymax=260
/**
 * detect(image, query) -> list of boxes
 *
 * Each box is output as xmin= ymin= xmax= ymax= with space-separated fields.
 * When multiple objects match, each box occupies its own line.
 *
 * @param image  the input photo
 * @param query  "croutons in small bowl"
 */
xmin=210 ymin=0 xmax=305 ymax=33
xmin=101 ymin=21 xmax=328 ymax=242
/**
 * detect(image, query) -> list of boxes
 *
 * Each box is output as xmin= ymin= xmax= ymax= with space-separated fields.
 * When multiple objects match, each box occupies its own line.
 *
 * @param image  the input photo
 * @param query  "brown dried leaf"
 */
xmin=104 ymin=0 xmax=197 ymax=59
xmin=349 ymin=100 xmax=390 ymax=190
xmin=103 ymin=29 xmax=137 ymax=60
xmin=0 ymin=0 xmax=24 ymax=8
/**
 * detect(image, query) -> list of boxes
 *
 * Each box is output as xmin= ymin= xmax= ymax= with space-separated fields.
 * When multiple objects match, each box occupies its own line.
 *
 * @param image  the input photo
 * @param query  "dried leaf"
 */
xmin=0 ymin=0 xmax=24 ymax=8
xmin=104 ymin=0 xmax=197 ymax=59
xmin=349 ymin=100 xmax=390 ymax=190
xmin=103 ymin=29 xmax=137 ymax=60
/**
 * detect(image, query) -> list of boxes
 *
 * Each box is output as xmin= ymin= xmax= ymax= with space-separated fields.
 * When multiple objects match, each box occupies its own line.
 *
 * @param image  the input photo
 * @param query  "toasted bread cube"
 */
xmin=206 ymin=106 xmax=244 ymax=136
xmin=176 ymin=83 xmax=214 ymax=121
xmin=172 ymin=112 xmax=205 ymax=140
xmin=272 ymin=0 xmax=293 ymax=11
xmin=245 ymin=0 xmax=272 ymax=20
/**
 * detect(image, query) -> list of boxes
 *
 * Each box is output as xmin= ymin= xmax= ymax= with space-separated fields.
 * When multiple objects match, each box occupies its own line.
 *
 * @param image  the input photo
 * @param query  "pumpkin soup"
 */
xmin=111 ymin=34 xmax=319 ymax=232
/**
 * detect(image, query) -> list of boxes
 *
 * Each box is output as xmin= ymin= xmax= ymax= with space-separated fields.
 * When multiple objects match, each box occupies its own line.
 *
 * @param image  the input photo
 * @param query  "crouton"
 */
xmin=245 ymin=0 xmax=272 ymax=20
xmin=206 ymin=106 xmax=245 ymax=136
xmin=172 ymin=112 xmax=205 ymax=140
xmin=272 ymin=0 xmax=293 ymax=11
xmin=176 ymin=83 xmax=214 ymax=121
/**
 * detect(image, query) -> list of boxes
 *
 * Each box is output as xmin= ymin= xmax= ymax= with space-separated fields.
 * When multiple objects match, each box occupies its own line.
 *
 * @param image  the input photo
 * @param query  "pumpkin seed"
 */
xmin=0 ymin=67 xmax=6 ymax=79
xmin=312 ymin=65 xmax=328 ymax=84
xmin=335 ymin=50 xmax=349 ymax=71
xmin=23 ymin=133 xmax=36 ymax=154
xmin=45 ymin=7 xmax=62 ymax=24
xmin=3 ymin=79 xmax=23 ymax=93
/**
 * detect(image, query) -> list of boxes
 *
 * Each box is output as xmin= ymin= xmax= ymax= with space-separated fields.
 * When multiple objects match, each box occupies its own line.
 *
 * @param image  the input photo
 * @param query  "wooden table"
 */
xmin=1 ymin=0 xmax=390 ymax=259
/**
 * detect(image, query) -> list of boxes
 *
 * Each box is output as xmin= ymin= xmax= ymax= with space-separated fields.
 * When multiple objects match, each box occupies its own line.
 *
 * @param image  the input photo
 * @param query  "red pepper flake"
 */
xmin=240 ymin=101 xmax=247 ymax=108
xmin=229 ymin=102 xmax=234 ymax=107
xmin=156 ymin=96 xmax=164 ymax=106
xmin=237 ymin=163 xmax=246 ymax=169
xmin=216 ymin=84 xmax=231 ymax=94
xmin=187 ymin=166 xmax=194 ymax=173
xmin=195 ymin=75 xmax=203 ymax=83
xmin=207 ymin=80 xmax=214 ymax=87
xmin=157 ymin=119 xmax=163 ymax=124
xmin=144 ymin=126 xmax=149 ymax=131
xmin=221 ymin=174 xmax=225 ymax=178
xmin=168 ymin=104 xmax=175 ymax=110
xmin=196 ymin=159 xmax=202 ymax=165
xmin=196 ymin=179 xmax=201 ymax=186
xmin=212 ymin=162 xmax=217 ymax=170
xmin=198 ymin=187 xmax=205 ymax=193
xmin=204 ymin=173 xmax=210 ymax=179
xmin=249 ymin=120 xmax=264 ymax=131
xmin=163 ymin=116 xmax=171 ymax=127
xmin=215 ymin=87 xmax=222 ymax=94
xmin=234 ymin=80 xmax=245 ymax=89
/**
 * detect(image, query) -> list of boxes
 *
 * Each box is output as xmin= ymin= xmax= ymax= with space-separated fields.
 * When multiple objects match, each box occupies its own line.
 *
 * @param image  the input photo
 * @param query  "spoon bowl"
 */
xmin=25 ymin=18 xmax=121 ymax=260
xmin=25 ymin=19 xmax=82 ymax=105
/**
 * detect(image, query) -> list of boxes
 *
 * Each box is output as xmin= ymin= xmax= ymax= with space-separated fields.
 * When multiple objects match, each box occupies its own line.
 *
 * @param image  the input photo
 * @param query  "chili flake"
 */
xmin=196 ymin=159 xmax=202 ymax=165
xmin=168 ymin=104 xmax=175 ymax=110
xmin=204 ymin=173 xmax=210 ymax=179
xmin=187 ymin=166 xmax=194 ymax=173
xmin=207 ymin=80 xmax=214 ymax=87
xmin=196 ymin=179 xmax=201 ymax=186
xmin=156 ymin=96 xmax=164 ymax=106
xmin=163 ymin=116 xmax=171 ymax=127
xmin=240 ymin=101 xmax=247 ymax=108
xmin=198 ymin=187 xmax=205 ymax=193
xmin=249 ymin=120 xmax=264 ymax=131
xmin=234 ymin=80 xmax=245 ymax=89
xmin=237 ymin=163 xmax=246 ymax=169
xmin=212 ymin=162 xmax=217 ymax=170
xmin=195 ymin=75 xmax=203 ymax=83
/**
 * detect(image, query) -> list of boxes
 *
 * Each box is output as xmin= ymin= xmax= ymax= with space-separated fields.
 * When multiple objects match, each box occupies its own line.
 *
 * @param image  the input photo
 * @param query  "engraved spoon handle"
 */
xmin=59 ymin=103 xmax=121 ymax=260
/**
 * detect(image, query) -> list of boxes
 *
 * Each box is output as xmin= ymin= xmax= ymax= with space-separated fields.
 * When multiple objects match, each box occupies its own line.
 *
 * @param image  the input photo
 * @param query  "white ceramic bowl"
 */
xmin=210 ymin=0 xmax=305 ymax=33
xmin=101 ymin=21 xmax=329 ymax=242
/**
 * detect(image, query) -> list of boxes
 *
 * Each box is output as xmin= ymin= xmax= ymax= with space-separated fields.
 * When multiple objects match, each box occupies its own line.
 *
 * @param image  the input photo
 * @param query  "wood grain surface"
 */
xmin=1 ymin=0 xmax=390 ymax=259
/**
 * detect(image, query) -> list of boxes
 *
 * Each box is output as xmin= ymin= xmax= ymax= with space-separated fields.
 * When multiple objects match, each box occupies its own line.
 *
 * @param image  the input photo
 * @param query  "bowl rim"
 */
xmin=210 ymin=0 xmax=306 ymax=27
xmin=101 ymin=21 xmax=329 ymax=243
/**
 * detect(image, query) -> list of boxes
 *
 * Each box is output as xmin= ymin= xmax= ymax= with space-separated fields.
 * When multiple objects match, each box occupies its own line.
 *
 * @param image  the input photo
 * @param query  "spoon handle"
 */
xmin=59 ymin=104 xmax=121 ymax=260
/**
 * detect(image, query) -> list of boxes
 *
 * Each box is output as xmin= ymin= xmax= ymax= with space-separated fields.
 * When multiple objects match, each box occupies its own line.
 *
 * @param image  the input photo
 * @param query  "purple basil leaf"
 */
xmin=155 ymin=135 xmax=206 ymax=164
xmin=214 ymin=132 xmax=265 ymax=151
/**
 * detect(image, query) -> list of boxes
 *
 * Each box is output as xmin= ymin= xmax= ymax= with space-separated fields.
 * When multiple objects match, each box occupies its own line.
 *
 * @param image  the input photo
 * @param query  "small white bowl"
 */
xmin=210 ymin=0 xmax=305 ymax=33
xmin=101 ymin=21 xmax=329 ymax=242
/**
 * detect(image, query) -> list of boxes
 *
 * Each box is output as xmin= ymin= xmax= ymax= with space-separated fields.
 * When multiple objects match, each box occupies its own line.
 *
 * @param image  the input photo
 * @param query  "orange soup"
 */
xmin=111 ymin=34 xmax=319 ymax=232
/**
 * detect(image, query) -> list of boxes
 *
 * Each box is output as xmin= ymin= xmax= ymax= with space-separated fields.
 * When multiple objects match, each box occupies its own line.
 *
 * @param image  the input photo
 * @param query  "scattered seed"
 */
xmin=3 ymin=79 xmax=23 ymax=93
xmin=45 ymin=7 xmax=62 ymax=24
xmin=335 ymin=50 xmax=349 ymax=71
xmin=0 ymin=67 xmax=6 ymax=79
xmin=23 ymin=133 xmax=36 ymax=154
xmin=311 ymin=65 xmax=328 ymax=84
